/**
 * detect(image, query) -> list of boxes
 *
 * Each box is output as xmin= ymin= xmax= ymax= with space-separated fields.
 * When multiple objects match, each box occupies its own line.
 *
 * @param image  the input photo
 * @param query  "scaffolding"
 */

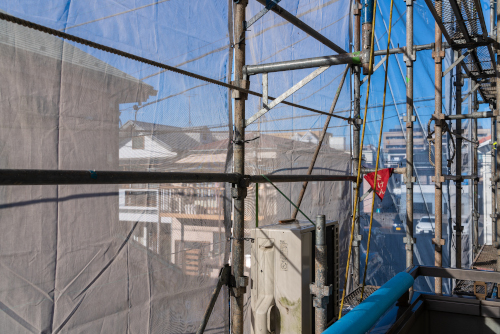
xmin=0 ymin=0 xmax=499 ymax=333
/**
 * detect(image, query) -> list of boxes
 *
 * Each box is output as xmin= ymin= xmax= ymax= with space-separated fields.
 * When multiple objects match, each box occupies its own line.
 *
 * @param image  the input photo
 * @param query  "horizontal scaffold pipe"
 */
xmin=247 ymin=174 xmax=357 ymax=183
xmin=361 ymin=167 xmax=406 ymax=174
xmin=244 ymin=43 xmax=449 ymax=75
xmin=445 ymin=112 xmax=495 ymax=119
xmin=244 ymin=53 xmax=360 ymax=75
xmin=0 ymin=169 xmax=356 ymax=186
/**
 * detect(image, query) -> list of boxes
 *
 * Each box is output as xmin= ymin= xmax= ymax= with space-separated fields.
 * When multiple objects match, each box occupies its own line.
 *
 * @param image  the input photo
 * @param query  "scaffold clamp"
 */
xmin=310 ymin=283 xmax=332 ymax=308
xmin=352 ymin=234 xmax=362 ymax=247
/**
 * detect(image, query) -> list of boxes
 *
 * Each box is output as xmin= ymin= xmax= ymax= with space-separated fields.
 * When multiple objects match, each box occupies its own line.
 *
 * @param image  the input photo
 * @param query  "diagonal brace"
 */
xmin=442 ymin=50 xmax=470 ymax=77
xmin=461 ymin=82 xmax=481 ymax=103
xmin=245 ymin=66 xmax=330 ymax=126
xmin=245 ymin=0 xmax=281 ymax=30
xmin=361 ymin=55 xmax=387 ymax=84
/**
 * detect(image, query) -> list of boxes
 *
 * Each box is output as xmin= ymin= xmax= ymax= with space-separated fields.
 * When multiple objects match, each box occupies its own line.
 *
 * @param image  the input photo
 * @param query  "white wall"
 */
xmin=119 ymin=136 xmax=177 ymax=159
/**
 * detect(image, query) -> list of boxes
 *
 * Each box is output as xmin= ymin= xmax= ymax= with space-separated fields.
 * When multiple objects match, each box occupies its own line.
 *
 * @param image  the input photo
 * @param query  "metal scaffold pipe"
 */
xmin=472 ymin=95 xmax=479 ymax=255
xmin=0 ymin=169 xmax=356 ymax=186
xmin=232 ymin=1 xmax=248 ymax=333
xmin=497 ymin=0 xmax=500 ymax=249
xmin=0 ymin=170 xmax=242 ymax=185
xmin=405 ymin=0 xmax=415 ymax=270
xmin=244 ymin=44 xmax=444 ymax=76
xmin=244 ymin=53 xmax=360 ymax=75
xmin=444 ymin=112 xmax=495 ymax=119
xmin=433 ymin=1 xmax=444 ymax=294
xmin=352 ymin=0 xmax=362 ymax=292
xmin=313 ymin=215 xmax=328 ymax=334
xmin=455 ymin=62 xmax=463 ymax=269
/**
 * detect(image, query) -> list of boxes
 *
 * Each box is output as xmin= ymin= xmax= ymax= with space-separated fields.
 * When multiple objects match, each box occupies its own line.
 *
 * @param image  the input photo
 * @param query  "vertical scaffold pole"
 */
xmin=472 ymin=90 xmax=479 ymax=254
xmin=497 ymin=1 xmax=500 ymax=252
xmin=313 ymin=215 xmax=328 ymax=334
xmin=404 ymin=0 xmax=415 ymax=269
xmin=352 ymin=0 xmax=362 ymax=290
xmin=491 ymin=0 xmax=497 ymax=248
xmin=232 ymin=1 xmax=248 ymax=333
xmin=455 ymin=63 xmax=463 ymax=269
xmin=433 ymin=0 xmax=444 ymax=294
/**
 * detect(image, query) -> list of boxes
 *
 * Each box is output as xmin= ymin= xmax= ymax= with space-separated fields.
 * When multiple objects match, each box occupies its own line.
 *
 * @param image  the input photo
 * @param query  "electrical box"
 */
xmin=250 ymin=220 xmax=339 ymax=334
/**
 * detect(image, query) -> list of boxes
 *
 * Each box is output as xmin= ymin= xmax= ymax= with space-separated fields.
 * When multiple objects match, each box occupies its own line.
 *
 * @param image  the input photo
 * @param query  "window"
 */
xmin=125 ymin=191 xmax=157 ymax=207
xmin=132 ymin=136 xmax=145 ymax=149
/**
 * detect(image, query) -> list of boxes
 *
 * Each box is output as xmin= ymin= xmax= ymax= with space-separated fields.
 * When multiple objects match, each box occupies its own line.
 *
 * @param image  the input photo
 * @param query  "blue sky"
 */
xmin=1 ymin=0 xmax=494 ymax=145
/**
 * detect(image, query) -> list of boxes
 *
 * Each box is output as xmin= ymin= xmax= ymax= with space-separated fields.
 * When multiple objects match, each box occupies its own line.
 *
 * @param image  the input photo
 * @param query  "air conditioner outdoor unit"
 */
xmin=250 ymin=220 xmax=339 ymax=334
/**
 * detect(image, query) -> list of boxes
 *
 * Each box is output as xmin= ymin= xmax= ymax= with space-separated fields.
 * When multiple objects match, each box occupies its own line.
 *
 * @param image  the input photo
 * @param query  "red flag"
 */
xmin=363 ymin=168 xmax=394 ymax=200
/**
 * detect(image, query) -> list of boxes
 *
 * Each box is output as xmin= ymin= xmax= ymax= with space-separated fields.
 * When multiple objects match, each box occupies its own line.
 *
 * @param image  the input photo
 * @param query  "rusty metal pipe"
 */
xmin=455 ymin=67 xmax=463 ymax=269
xmin=433 ymin=1 xmax=444 ymax=294
xmin=496 ymin=1 xmax=500 ymax=248
xmin=313 ymin=215 xmax=328 ymax=334
xmin=231 ymin=1 xmax=247 ymax=333
xmin=472 ymin=97 xmax=479 ymax=255
xmin=405 ymin=0 xmax=415 ymax=269
xmin=352 ymin=0 xmax=362 ymax=290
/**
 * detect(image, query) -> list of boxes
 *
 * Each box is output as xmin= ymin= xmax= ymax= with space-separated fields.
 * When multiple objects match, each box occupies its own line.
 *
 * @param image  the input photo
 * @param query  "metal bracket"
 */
xmin=403 ymin=237 xmax=416 ymax=251
xmin=431 ymin=50 xmax=446 ymax=61
xmin=220 ymin=264 xmax=231 ymax=286
xmin=453 ymin=225 xmax=464 ymax=232
xmin=432 ymin=113 xmax=446 ymax=121
xmin=403 ymin=237 xmax=416 ymax=245
xmin=403 ymin=47 xmax=416 ymax=63
xmin=230 ymin=274 xmax=249 ymax=297
xmin=352 ymin=234 xmax=362 ymax=247
xmin=404 ymin=176 xmax=416 ymax=187
xmin=228 ymin=236 xmax=255 ymax=243
xmin=353 ymin=2 xmax=363 ymax=15
xmin=310 ymin=283 xmax=332 ymax=308
xmin=474 ymin=281 xmax=487 ymax=301
xmin=432 ymin=238 xmax=446 ymax=251
xmin=231 ymin=185 xmax=247 ymax=199
xmin=348 ymin=118 xmax=363 ymax=125
xmin=431 ymin=175 xmax=445 ymax=183
xmin=403 ymin=115 xmax=416 ymax=123
xmin=231 ymin=79 xmax=250 ymax=100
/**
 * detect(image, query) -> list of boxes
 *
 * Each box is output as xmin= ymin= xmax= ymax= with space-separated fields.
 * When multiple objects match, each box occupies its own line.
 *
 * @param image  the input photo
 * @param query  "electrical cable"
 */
xmin=359 ymin=0 xmax=394 ymax=303
xmin=338 ymin=0 xmax=378 ymax=319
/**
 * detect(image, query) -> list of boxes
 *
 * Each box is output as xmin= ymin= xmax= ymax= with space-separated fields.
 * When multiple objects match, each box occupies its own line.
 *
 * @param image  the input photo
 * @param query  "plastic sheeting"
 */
xmin=0 ymin=0 xmax=492 ymax=332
